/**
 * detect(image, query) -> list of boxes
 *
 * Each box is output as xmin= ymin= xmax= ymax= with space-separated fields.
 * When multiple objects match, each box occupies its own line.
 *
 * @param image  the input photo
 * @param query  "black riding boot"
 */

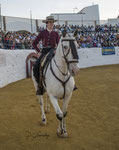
xmin=73 ymin=85 xmax=78 ymax=91
xmin=33 ymin=54 xmax=45 ymax=95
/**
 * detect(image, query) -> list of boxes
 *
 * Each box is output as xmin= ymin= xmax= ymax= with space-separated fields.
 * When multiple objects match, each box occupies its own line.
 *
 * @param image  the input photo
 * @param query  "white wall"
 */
xmin=6 ymin=16 xmax=32 ymax=32
xmin=0 ymin=47 xmax=119 ymax=88
xmin=5 ymin=16 xmax=43 ymax=33
xmin=0 ymin=49 xmax=34 ymax=88
xmin=78 ymin=4 xmax=100 ymax=25
xmin=51 ymin=5 xmax=100 ymax=26
xmin=108 ymin=18 xmax=119 ymax=26
xmin=78 ymin=47 xmax=119 ymax=68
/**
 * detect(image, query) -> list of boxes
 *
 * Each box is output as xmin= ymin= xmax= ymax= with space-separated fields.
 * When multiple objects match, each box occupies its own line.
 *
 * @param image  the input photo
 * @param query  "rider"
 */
xmin=33 ymin=16 xmax=78 ymax=95
xmin=32 ymin=16 xmax=60 ymax=95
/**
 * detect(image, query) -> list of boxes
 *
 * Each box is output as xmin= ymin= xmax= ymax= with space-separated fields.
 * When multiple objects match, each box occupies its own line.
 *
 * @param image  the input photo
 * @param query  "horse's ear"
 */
xmin=62 ymin=29 xmax=67 ymax=37
xmin=73 ymin=29 xmax=78 ymax=38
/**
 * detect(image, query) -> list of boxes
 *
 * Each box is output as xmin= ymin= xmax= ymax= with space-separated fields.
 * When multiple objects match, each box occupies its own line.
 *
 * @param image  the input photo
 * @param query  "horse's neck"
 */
xmin=54 ymin=44 xmax=68 ymax=75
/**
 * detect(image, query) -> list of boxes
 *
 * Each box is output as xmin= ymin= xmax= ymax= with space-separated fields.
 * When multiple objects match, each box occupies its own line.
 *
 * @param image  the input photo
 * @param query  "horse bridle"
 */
xmin=61 ymin=39 xmax=79 ymax=67
xmin=49 ymin=38 xmax=79 ymax=99
xmin=53 ymin=38 xmax=79 ymax=76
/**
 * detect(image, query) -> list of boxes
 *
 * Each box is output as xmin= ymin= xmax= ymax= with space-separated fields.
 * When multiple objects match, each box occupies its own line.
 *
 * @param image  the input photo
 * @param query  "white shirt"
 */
xmin=47 ymin=28 xmax=53 ymax=33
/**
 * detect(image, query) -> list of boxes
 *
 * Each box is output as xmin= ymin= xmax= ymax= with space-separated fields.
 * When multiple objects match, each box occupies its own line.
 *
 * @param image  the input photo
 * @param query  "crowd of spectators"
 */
xmin=0 ymin=31 xmax=37 ymax=50
xmin=0 ymin=24 xmax=119 ymax=50
xmin=54 ymin=24 xmax=119 ymax=48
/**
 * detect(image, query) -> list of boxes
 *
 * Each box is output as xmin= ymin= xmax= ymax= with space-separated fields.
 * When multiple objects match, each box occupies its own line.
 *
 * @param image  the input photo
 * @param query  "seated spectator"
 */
xmin=0 ymin=23 xmax=119 ymax=49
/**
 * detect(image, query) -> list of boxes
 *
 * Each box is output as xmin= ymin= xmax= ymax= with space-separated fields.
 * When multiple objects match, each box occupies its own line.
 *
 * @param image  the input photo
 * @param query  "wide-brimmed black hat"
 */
xmin=42 ymin=16 xmax=57 ymax=23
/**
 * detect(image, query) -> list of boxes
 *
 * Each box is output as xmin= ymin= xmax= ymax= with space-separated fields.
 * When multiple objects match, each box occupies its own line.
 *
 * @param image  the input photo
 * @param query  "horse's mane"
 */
xmin=61 ymin=33 xmax=75 ymax=40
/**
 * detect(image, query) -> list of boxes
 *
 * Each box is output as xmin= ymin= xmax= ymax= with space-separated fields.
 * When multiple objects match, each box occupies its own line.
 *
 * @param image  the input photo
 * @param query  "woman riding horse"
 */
xmin=32 ymin=32 xmax=79 ymax=137
xmin=32 ymin=16 xmax=77 ymax=95
xmin=32 ymin=16 xmax=60 ymax=95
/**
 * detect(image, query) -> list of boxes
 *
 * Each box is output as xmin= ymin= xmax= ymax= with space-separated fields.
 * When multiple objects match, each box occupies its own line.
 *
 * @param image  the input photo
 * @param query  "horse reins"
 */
xmin=53 ymin=58 xmax=68 ymax=76
xmin=50 ymin=59 xmax=71 ymax=99
xmin=49 ymin=38 xmax=79 ymax=99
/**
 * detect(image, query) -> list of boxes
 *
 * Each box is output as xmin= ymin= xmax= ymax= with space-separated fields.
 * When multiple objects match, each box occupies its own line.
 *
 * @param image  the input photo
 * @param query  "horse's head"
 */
xmin=60 ymin=33 xmax=79 ymax=76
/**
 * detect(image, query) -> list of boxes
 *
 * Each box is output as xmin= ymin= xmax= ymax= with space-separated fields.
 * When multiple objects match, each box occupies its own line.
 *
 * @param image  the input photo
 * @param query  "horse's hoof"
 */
xmin=56 ymin=129 xmax=68 ymax=138
xmin=41 ymin=118 xmax=47 ymax=125
xmin=61 ymin=132 xmax=68 ymax=138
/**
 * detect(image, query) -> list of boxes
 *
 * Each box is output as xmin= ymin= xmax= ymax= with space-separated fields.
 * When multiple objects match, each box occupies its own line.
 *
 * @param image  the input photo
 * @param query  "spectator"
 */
xmin=0 ymin=23 xmax=119 ymax=49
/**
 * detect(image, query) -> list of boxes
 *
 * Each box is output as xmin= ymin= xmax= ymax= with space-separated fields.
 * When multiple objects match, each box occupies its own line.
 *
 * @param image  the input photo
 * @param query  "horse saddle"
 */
xmin=40 ymin=49 xmax=55 ymax=87
xmin=41 ymin=49 xmax=55 ymax=72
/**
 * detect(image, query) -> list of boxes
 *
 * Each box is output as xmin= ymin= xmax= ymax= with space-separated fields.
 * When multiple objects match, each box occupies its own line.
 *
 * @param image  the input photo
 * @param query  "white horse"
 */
xmin=32 ymin=33 xmax=79 ymax=137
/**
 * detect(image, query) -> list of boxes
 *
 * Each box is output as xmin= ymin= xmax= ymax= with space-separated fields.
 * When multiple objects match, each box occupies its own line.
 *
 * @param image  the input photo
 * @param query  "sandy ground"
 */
xmin=0 ymin=64 xmax=119 ymax=150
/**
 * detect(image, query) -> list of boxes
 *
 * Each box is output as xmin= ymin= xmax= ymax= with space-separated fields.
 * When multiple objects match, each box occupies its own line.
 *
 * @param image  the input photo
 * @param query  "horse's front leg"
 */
xmin=49 ymin=94 xmax=65 ymax=136
xmin=49 ymin=94 xmax=63 ymax=118
xmin=57 ymin=115 xmax=67 ymax=138
xmin=37 ymin=95 xmax=47 ymax=125
xmin=60 ymin=93 xmax=72 ymax=137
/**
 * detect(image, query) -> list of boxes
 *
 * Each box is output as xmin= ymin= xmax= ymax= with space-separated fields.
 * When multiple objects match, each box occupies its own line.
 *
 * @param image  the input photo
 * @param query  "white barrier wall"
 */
xmin=78 ymin=47 xmax=119 ymax=68
xmin=0 ymin=49 xmax=34 ymax=88
xmin=0 ymin=48 xmax=119 ymax=88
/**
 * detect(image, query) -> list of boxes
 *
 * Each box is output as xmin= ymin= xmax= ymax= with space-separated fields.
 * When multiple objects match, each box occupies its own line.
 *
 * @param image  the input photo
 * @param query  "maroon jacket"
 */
xmin=32 ymin=29 xmax=60 ymax=53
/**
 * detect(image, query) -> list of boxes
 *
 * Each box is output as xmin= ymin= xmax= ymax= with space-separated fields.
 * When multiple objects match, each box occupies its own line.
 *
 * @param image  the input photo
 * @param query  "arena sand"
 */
xmin=0 ymin=64 xmax=119 ymax=150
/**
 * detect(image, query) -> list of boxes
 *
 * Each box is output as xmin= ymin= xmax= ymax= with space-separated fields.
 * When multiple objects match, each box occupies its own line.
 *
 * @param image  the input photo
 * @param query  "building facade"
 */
xmin=51 ymin=5 xmax=100 ymax=26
